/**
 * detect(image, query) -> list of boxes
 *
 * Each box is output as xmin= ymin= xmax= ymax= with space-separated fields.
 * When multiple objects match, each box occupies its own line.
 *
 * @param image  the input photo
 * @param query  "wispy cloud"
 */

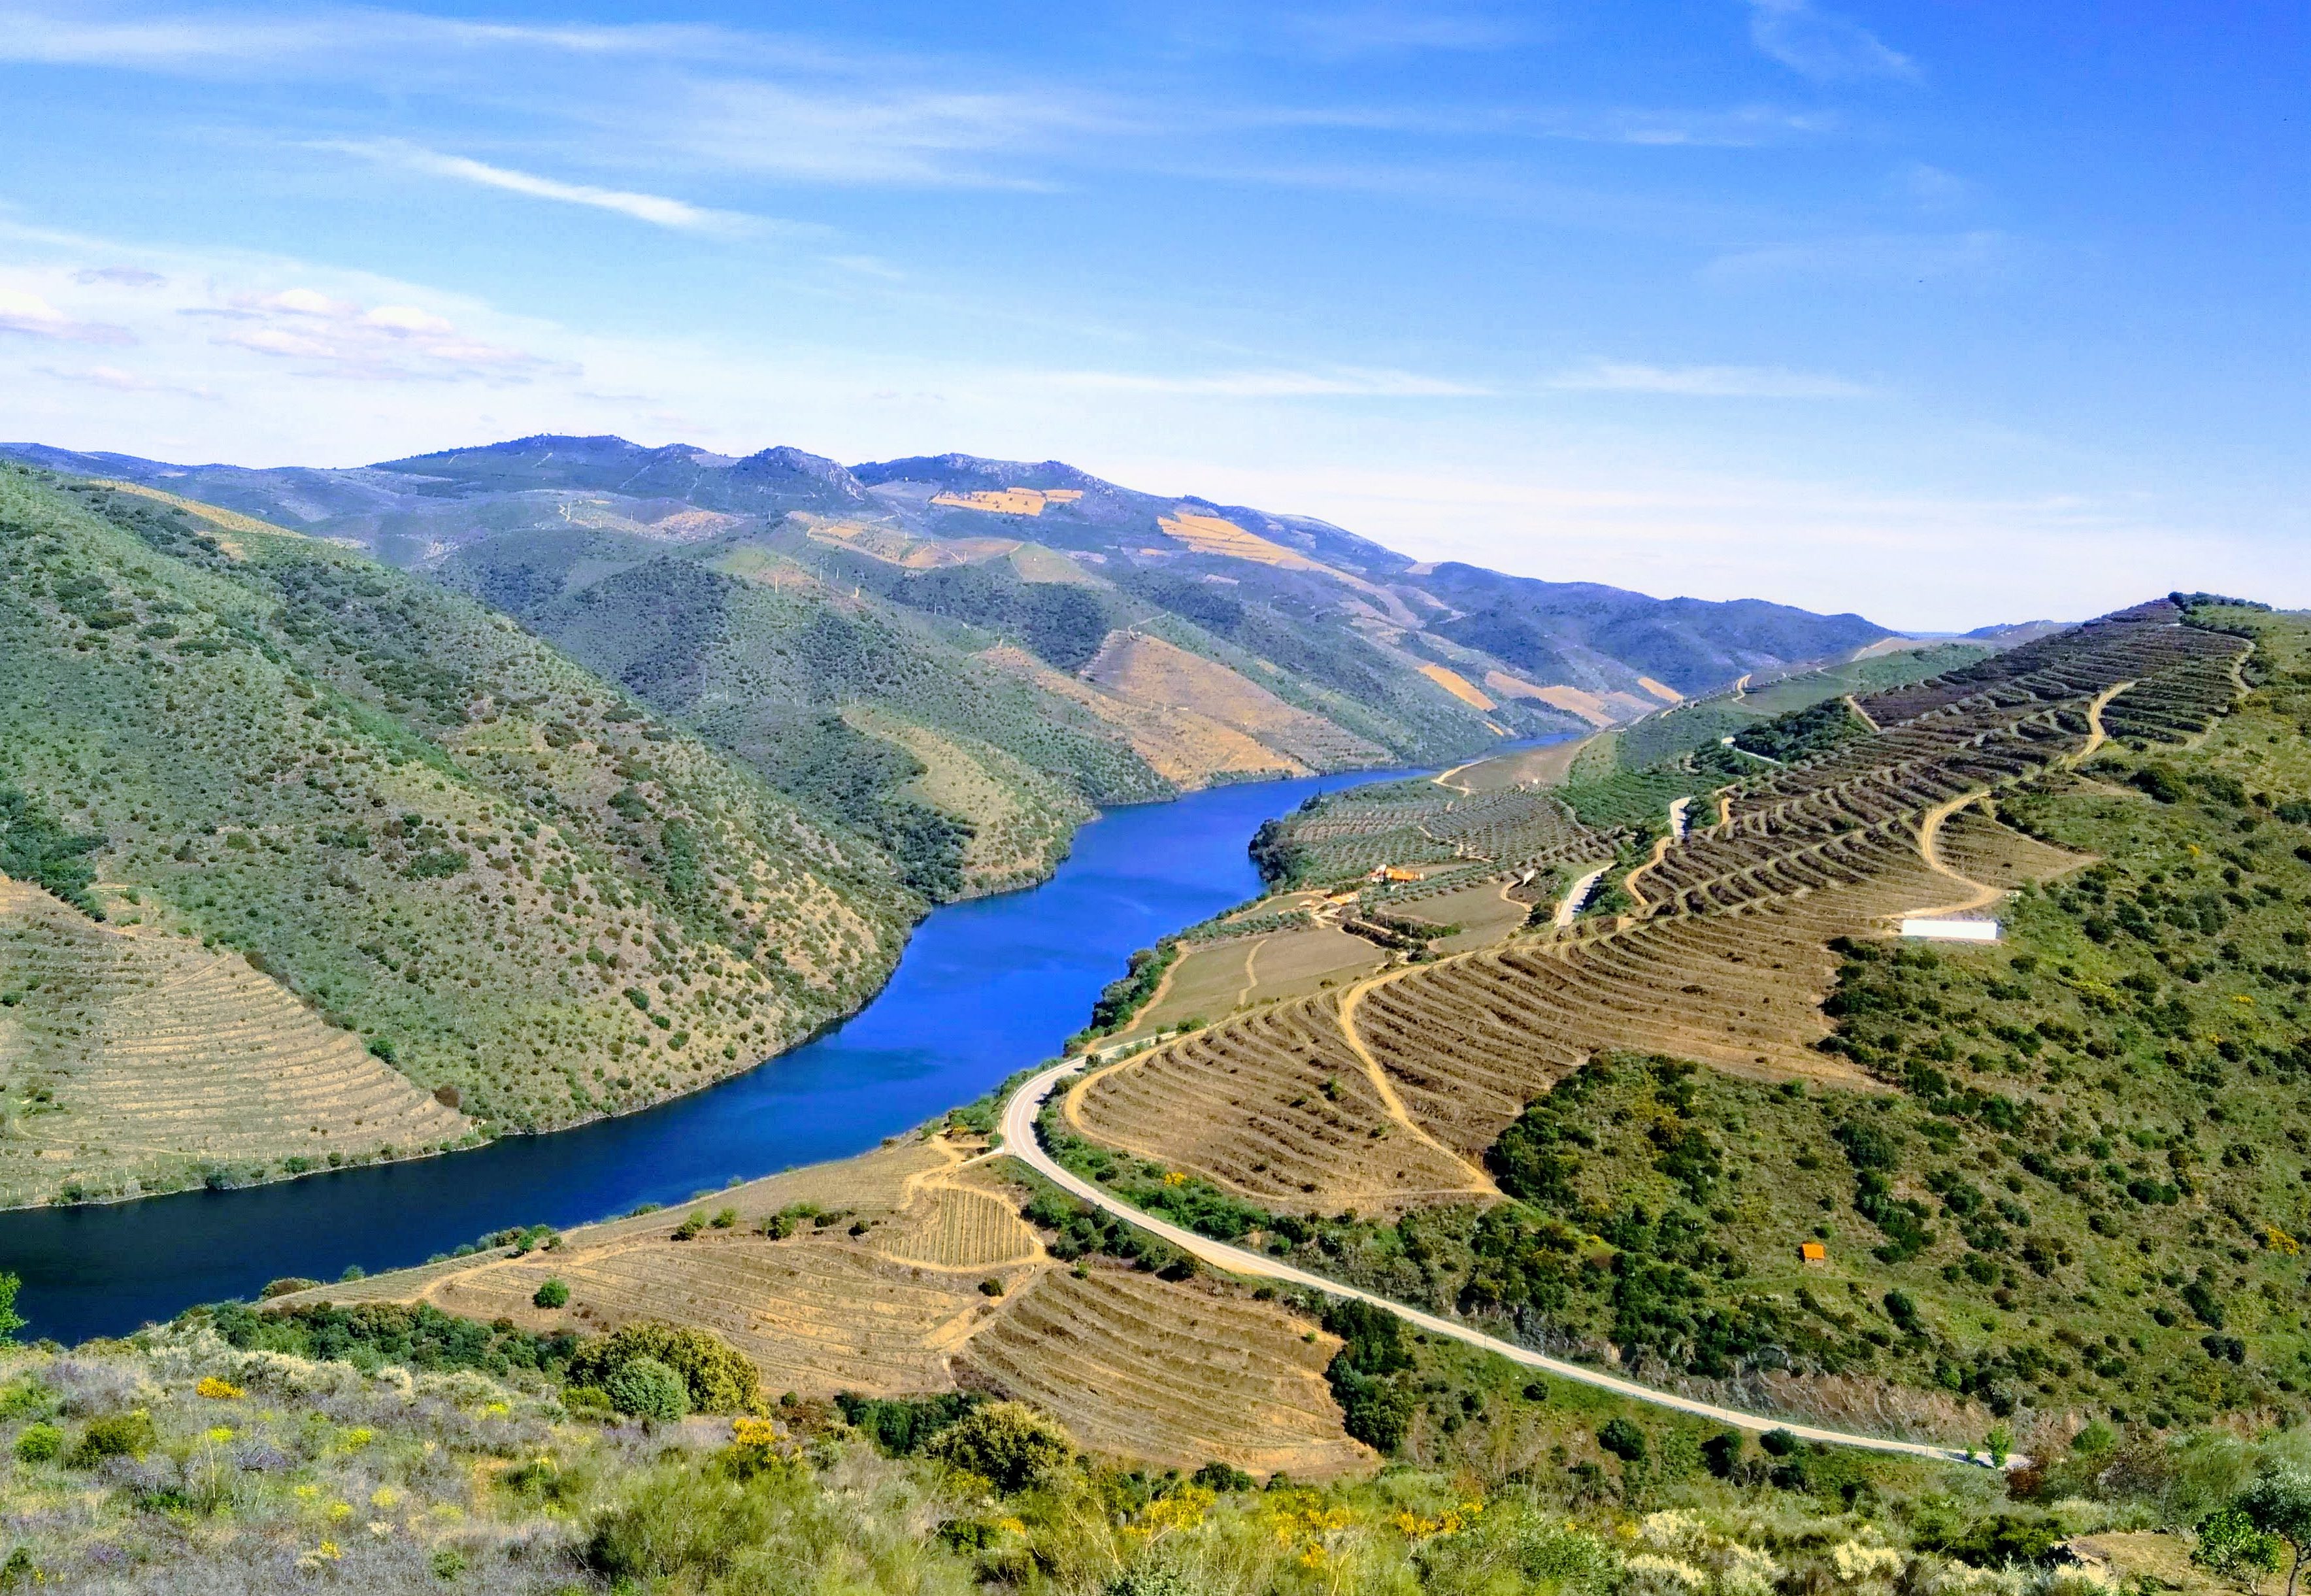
xmin=73 ymin=265 xmax=165 ymax=288
xmin=36 ymin=362 xmax=215 ymax=398
xmin=194 ymin=286 xmax=565 ymax=383
xmin=1550 ymin=361 xmax=1875 ymax=399
xmin=329 ymin=141 xmax=761 ymax=233
xmin=1704 ymin=231 xmax=2013 ymax=284
xmin=0 ymin=5 xmax=739 ymax=71
xmin=1048 ymin=366 xmax=1490 ymax=398
xmin=0 ymin=286 xmax=133 ymax=344
xmin=1744 ymin=0 xmax=1917 ymax=83
xmin=1256 ymin=101 xmax=1837 ymax=148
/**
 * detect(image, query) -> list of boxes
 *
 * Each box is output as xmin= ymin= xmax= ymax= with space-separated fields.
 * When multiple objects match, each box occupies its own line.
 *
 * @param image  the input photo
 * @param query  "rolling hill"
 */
xmin=0 ymin=463 xmax=917 ymax=1202
xmin=1058 ymin=595 xmax=2311 ymax=1449
xmin=2 ymin=440 xmax=1903 ymax=897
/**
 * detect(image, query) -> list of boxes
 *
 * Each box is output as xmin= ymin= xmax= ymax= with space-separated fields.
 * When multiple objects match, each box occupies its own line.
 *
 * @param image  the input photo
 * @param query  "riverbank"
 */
xmin=0 ymin=766 xmax=1421 ymax=1342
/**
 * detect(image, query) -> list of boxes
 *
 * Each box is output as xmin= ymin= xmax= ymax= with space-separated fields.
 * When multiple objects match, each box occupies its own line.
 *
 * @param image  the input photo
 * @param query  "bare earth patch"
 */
xmin=0 ymin=877 xmax=468 ymax=1206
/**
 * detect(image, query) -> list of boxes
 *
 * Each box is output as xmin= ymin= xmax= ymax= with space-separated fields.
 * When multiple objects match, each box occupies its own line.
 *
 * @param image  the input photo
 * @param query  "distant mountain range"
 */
xmin=0 ymin=435 xmax=1987 ymax=1198
xmin=5 ymin=433 xmax=1898 ymax=728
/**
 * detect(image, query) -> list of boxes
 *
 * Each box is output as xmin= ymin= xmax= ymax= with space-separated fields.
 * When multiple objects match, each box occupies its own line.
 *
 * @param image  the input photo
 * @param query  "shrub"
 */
xmin=923 ymin=1401 xmax=1071 ymax=1491
xmin=837 ymin=1392 xmax=982 ymax=1456
xmin=1597 ymin=1417 xmax=1647 ymax=1463
xmin=978 ymin=1277 xmax=1005 ymax=1298
xmin=602 ymin=1355 xmax=689 ymax=1421
xmin=534 ymin=1280 xmax=570 ymax=1309
xmin=67 ymin=1410 xmax=154 ymax=1468
xmin=567 ymin=1322 xmax=763 ymax=1416
xmin=671 ymin=1212 xmax=706 ymax=1241
xmin=13 ymin=1423 xmax=61 ymax=1463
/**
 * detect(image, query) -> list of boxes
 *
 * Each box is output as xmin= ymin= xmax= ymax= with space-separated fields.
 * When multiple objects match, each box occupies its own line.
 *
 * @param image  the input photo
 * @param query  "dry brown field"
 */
xmin=284 ymin=1132 xmax=1369 ymax=1472
xmin=1066 ymin=608 xmax=2247 ymax=1212
xmin=1154 ymin=512 xmax=1326 ymax=571
xmin=1416 ymin=663 xmax=1496 ymax=710
xmin=0 ymin=878 xmax=467 ymax=1206
xmin=1082 ymin=633 xmax=1384 ymax=771
xmin=976 ymin=644 xmax=1303 ymax=790
xmin=931 ymin=488 xmax=1053 ymax=516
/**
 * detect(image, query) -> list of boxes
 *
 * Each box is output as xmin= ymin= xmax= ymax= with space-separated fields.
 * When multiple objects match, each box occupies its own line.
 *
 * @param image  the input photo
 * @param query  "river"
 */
xmin=0 ymin=765 xmax=1447 ymax=1342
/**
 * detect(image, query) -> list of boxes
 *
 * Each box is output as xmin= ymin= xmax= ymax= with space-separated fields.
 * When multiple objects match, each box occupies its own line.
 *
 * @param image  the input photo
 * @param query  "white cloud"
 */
xmin=331 ymin=141 xmax=761 ymax=233
xmin=1549 ymin=361 xmax=1875 ymax=399
xmin=0 ymin=6 xmax=737 ymax=72
xmin=0 ymin=286 xmax=132 ymax=343
xmin=36 ymin=363 xmax=216 ymax=398
xmin=1744 ymin=0 xmax=1916 ymax=83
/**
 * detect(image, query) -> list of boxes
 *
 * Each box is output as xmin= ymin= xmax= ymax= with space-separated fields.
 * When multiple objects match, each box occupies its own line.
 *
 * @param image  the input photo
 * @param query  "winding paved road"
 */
xmin=998 ymin=1059 xmax=2010 ymax=1468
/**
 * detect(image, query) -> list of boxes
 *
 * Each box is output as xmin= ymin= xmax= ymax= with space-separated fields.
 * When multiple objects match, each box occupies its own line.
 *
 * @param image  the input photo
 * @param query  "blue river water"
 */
xmin=0 ymin=764 xmax=1446 ymax=1343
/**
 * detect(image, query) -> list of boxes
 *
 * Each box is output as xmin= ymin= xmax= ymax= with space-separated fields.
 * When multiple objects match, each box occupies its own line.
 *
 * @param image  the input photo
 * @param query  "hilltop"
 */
xmin=1056 ymin=597 xmax=2311 ymax=1455
xmin=0 ymin=465 xmax=914 ymax=1203
xmin=2 ymin=440 xmax=1901 ymax=901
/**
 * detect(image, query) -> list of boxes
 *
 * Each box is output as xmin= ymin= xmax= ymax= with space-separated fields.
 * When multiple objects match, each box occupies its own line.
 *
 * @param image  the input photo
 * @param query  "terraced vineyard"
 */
xmin=0 ymin=880 xmax=467 ymax=1203
xmin=1073 ymin=601 xmax=2250 ymax=1216
xmin=1252 ymin=778 xmax=1603 ymax=888
xmin=952 ymin=1267 xmax=1368 ymax=1474
xmin=301 ymin=1131 xmax=1371 ymax=1472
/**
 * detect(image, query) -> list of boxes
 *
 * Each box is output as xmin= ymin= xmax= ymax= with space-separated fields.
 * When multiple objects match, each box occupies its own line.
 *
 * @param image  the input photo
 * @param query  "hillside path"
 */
xmin=1899 ymin=679 xmax=2133 ymax=921
xmin=999 ymin=1059 xmax=2015 ymax=1468
xmin=1553 ymin=865 xmax=1606 ymax=927
xmin=1333 ymin=972 xmax=1497 ymax=1196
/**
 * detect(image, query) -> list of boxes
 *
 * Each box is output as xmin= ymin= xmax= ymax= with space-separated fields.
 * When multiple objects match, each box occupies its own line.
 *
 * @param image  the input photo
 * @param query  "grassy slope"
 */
xmin=1057 ymin=605 xmax=2311 ymax=1446
xmin=0 ymin=1307 xmax=2163 ymax=1596
xmin=1237 ymin=612 xmax=2304 ymax=1431
xmin=0 ymin=467 xmax=910 ymax=1169
xmin=438 ymin=528 xmax=1165 ymax=900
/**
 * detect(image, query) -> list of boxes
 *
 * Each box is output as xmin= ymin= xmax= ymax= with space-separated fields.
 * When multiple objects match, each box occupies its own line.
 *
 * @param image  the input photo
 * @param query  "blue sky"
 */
xmin=0 ymin=1 xmax=2303 ymax=628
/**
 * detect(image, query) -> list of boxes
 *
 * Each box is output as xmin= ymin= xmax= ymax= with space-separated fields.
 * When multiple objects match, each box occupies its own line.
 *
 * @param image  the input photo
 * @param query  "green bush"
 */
xmin=602 ymin=1355 xmax=689 ymax=1421
xmin=1597 ymin=1418 xmax=1647 ymax=1463
xmin=12 ymin=1424 xmax=61 ymax=1464
xmin=66 ymin=1411 xmax=154 ymax=1468
xmin=923 ymin=1401 xmax=1071 ymax=1491
xmin=567 ymin=1321 xmax=763 ymax=1416
xmin=533 ymin=1279 xmax=569 ymax=1309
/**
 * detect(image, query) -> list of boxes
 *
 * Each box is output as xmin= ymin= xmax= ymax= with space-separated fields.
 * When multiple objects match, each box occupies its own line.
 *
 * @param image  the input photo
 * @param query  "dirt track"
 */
xmin=997 ymin=1058 xmax=2017 ymax=1469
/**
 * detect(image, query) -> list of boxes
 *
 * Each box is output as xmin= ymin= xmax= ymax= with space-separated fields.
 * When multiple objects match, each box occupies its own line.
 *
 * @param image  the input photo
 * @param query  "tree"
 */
xmin=2238 ymin=1466 xmax=2311 ymax=1596
xmin=2197 ymin=1506 xmax=2286 ymax=1589
xmin=924 ymin=1401 xmax=1071 ymax=1491
xmin=533 ymin=1279 xmax=569 ymax=1309
xmin=1598 ymin=1418 xmax=1648 ymax=1464
xmin=0 ymin=1273 xmax=24 ymax=1342
xmin=601 ymin=1355 xmax=688 ymax=1422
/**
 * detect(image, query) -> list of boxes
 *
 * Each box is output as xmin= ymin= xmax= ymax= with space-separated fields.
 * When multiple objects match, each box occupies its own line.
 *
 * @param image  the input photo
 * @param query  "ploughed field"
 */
xmin=291 ymin=1133 xmax=1370 ymax=1477
xmin=0 ymin=880 xmax=467 ymax=1205
xmin=1070 ymin=602 xmax=2249 ymax=1214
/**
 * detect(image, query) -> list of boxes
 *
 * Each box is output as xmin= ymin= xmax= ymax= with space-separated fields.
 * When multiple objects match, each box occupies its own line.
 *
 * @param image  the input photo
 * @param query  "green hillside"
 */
xmin=0 ymin=465 xmax=912 ymax=1187
xmin=434 ymin=524 xmax=1171 ymax=899
xmin=1122 ymin=603 xmax=2311 ymax=1436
